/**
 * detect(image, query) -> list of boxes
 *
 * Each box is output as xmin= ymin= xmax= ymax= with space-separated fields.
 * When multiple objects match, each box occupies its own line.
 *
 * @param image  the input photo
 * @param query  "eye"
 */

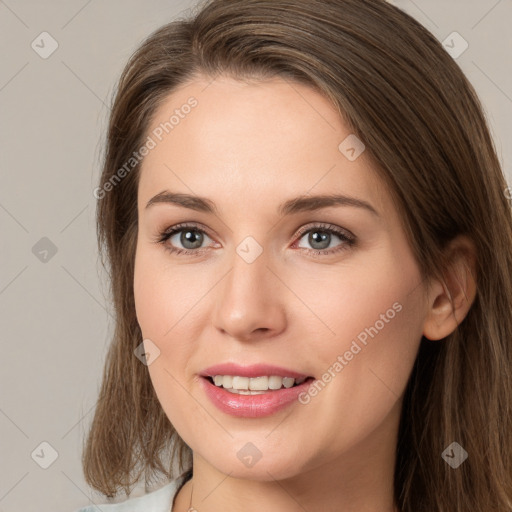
xmin=155 ymin=223 xmax=214 ymax=256
xmin=293 ymin=223 xmax=356 ymax=255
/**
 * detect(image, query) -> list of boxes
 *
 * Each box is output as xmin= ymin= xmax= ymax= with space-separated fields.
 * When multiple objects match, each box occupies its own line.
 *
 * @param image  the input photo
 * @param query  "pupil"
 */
xmin=310 ymin=231 xmax=330 ymax=250
xmin=181 ymin=230 xmax=203 ymax=249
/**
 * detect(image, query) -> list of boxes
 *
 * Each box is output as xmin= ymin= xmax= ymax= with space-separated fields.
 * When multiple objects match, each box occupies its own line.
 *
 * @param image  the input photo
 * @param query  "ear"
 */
xmin=422 ymin=235 xmax=478 ymax=341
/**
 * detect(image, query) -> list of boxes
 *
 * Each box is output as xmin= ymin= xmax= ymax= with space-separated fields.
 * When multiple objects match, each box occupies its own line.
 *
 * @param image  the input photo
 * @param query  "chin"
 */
xmin=198 ymin=440 xmax=312 ymax=481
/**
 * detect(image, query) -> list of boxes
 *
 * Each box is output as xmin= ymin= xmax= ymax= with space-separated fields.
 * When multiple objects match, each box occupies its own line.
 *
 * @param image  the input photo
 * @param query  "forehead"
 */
xmin=138 ymin=75 xmax=391 ymax=220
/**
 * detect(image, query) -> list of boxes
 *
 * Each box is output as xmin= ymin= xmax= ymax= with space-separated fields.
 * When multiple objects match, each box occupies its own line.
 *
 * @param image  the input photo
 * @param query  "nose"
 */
xmin=212 ymin=242 xmax=287 ymax=342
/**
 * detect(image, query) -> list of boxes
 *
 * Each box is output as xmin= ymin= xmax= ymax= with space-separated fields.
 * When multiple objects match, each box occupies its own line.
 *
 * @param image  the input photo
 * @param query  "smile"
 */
xmin=200 ymin=375 xmax=315 ymax=417
xmin=209 ymin=375 xmax=308 ymax=393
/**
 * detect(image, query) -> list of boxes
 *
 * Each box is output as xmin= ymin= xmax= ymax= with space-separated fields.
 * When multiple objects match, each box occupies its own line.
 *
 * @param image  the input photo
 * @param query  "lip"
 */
xmin=199 ymin=363 xmax=315 ymax=418
xmin=200 ymin=376 xmax=315 ymax=418
xmin=200 ymin=362 xmax=311 ymax=379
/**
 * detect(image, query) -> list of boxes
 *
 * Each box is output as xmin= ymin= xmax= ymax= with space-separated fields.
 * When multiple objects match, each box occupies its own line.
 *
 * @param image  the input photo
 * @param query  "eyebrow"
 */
xmin=145 ymin=191 xmax=379 ymax=217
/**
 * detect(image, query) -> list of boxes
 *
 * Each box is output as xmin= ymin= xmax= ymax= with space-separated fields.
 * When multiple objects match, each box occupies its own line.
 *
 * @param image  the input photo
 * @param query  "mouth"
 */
xmin=199 ymin=367 xmax=316 ymax=418
xmin=203 ymin=374 xmax=315 ymax=395
xmin=198 ymin=363 xmax=316 ymax=417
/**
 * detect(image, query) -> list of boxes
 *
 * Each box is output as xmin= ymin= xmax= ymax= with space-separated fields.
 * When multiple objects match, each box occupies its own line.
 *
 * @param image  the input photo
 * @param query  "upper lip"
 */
xmin=200 ymin=363 xmax=312 ymax=379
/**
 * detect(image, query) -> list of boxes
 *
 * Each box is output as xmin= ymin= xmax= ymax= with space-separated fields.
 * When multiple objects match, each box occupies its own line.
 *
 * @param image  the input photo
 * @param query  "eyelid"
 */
xmin=294 ymin=222 xmax=355 ymax=241
xmin=159 ymin=221 xmax=215 ymax=240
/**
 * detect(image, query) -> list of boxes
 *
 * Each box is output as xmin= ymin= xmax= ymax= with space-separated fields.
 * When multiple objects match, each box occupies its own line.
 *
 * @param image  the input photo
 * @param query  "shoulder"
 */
xmin=72 ymin=472 xmax=190 ymax=512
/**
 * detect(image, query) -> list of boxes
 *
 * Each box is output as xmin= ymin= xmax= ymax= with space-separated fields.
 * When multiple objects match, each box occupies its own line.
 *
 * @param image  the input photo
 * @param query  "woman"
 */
xmin=76 ymin=0 xmax=512 ymax=510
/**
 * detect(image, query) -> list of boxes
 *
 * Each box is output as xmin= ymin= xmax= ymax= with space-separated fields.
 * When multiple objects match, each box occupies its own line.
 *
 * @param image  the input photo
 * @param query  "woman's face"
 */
xmin=134 ymin=75 xmax=429 ymax=481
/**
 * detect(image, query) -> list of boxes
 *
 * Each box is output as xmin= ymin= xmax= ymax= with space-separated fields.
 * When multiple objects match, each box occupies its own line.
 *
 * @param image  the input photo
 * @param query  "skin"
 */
xmin=133 ymin=74 xmax=477 ymax=512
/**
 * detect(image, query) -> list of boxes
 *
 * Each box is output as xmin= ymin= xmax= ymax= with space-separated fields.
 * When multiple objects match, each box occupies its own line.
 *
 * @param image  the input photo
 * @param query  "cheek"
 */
xmin=293 ymin=251 xmax=425 ymax=448
xmin=299 ymin=272 xmax=423 ymax=388
xmin=133 ymin=244 xmax=205 ymax=374
xmin=134 ymin=248 xmax=204 ymax=440
xmin=285 ymin=242 xmax=423 ymax=354
xmin=133 ymin=246 xmax=188 ymax=341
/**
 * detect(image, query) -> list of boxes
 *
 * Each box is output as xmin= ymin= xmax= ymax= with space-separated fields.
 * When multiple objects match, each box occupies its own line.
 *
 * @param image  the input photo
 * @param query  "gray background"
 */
xmin=0 ymin=1 xmax=510 ymax=511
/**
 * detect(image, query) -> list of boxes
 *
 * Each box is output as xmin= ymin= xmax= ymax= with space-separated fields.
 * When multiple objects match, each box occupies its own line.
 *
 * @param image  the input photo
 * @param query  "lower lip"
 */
xmin=199 ymin=376 xmax=315 ymax=418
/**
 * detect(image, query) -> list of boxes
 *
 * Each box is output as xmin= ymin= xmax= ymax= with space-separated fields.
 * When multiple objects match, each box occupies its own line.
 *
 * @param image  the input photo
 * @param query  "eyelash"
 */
xmin=154 ymin=222 xmax=356 ymax=257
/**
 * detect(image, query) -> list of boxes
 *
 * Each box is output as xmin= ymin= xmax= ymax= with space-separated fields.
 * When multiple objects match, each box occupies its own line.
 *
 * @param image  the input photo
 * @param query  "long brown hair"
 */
xmin=83 ymin=0 xmax=512 ymax=509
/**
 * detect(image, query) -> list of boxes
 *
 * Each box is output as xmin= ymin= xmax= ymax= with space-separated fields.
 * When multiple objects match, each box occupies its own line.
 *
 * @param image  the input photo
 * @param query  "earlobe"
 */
xmin=422 ymin=235 xmax=478 ymax=341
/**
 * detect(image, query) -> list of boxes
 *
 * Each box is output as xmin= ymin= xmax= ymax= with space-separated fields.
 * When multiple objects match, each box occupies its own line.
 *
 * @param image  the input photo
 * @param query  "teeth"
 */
xmin=210 ymin=375 xmax=308 ymax=391
xmin=249 ymin=376 xmax=268 ymax=390
xmin=232 ymin=376 xmax=249 ymax=390
xmin=213 ymin=375 xmax=224 ymax=386
xmin=268 ymin=376 xmax=282 ymax=390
